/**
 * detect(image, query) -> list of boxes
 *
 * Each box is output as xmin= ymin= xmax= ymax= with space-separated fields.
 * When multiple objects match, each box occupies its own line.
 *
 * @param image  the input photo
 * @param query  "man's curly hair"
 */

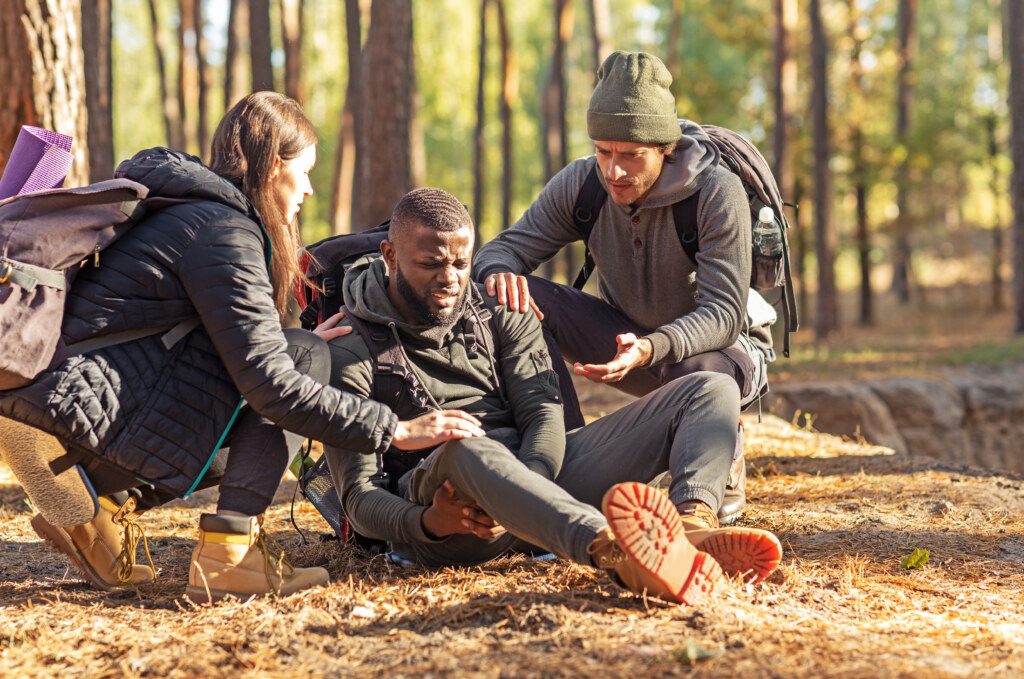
xmin=389 ymin=187 xmax=472 ymax=242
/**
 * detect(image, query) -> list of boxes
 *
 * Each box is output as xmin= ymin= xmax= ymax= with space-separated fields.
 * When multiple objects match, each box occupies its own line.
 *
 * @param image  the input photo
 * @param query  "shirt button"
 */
xmin=631 ymin=215 xmax=640 ymax=225
xmin=633 ymin=237 xmax=642 ymax=249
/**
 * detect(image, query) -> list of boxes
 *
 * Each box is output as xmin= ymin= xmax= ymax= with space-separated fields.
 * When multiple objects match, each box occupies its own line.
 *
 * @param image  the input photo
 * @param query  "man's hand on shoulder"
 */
xmin=574 ymin=333 xmax=653 ymax=383
xmin=484 ymin=272 xmax=544 ymax=320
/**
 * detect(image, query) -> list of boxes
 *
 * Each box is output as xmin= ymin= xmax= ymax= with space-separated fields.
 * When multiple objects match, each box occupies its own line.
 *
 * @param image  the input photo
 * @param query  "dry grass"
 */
xmin=2 ymin=398 xmax=1022 ymax=678
xmin=776 ymin=282 xmax=1024 ymax=382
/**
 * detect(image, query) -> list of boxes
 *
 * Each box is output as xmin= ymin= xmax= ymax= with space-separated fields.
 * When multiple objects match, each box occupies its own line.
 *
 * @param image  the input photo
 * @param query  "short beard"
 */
xmin=394 ymin=266 xmax=466 ymax=326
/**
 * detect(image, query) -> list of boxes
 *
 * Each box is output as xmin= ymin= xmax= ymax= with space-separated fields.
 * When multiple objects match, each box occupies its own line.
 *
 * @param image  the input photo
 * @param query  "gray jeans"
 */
xmin=391 ymin=371 xmax=739 ymax=568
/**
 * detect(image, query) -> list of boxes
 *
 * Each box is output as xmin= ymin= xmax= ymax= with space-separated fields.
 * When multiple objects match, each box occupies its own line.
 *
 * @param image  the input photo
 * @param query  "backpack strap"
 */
xmin=571 ymin=163 xmax=608 ymax=290
xmin=342 ymin=308 xmax=429 ymax=412
xmin=672 ymin=191 xmax=701 ymax=267
xmin=570 ymin=161 xmax=705 ymax=286
xmin=62 ymin=318 xmax=199 ymax=356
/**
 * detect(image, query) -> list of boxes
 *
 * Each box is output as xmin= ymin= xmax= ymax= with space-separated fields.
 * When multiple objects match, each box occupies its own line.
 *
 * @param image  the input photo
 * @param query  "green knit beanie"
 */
xmin=587 ymin=51 xmax=681 ymax=144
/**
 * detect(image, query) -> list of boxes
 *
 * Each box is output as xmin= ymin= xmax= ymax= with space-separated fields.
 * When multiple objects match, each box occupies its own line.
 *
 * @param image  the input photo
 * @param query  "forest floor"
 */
xmin=2 ymin=282 xmax=1023 ymax=677
xmin=773 ymin=280 xmax=1024 ymax=382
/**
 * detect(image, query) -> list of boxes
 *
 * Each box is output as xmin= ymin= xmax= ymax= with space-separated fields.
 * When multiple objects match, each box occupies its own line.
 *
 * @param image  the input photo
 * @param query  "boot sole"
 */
xmin=184 ymin=577 xmax=330 ymax=605
xmin=184 ymin=585 xmax=249 ymax=604
xmin=698 ymin=529 xmax=782 ymax=584
xmin=602 ymin=482 xmax=725 ymax=605
xmin=31 ymin=514 xmax=112 ymax=591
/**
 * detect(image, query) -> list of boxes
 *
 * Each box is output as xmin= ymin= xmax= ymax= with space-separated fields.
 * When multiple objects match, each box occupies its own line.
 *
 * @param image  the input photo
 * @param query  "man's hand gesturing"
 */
xmin=573 ymin=333 xmax=653 ymax=383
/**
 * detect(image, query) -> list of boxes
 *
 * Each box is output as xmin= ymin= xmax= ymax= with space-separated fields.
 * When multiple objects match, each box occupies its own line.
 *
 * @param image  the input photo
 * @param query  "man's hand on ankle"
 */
xmin=421 ymin=480 xmax=506 ymax=540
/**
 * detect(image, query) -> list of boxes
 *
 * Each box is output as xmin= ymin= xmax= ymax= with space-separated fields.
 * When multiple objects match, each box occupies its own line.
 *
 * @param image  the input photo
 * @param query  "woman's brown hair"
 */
xmin=209 ymin=92 xmax=316 ymax=319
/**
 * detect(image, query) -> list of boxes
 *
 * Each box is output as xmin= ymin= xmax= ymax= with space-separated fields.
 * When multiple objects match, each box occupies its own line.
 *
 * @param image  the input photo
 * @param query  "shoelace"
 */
xmin=588 ymin=537 xmax=628 ymax=569
xmin=679 ymin=501 xmax=720 ymax=530
xmin=254 ymin=518 xmax=295 ymax=593
xmin=112 ymin=497 xmax=156 ymax=584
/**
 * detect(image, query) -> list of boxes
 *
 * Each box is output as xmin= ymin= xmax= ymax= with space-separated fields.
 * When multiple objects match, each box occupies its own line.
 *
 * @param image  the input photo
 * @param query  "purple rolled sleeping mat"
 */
xmin=0 ymin=125 xmax=74 ymax=200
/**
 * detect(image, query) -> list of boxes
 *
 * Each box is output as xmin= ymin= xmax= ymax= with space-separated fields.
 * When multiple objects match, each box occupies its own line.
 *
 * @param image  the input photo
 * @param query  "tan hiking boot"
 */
xmin=719 ymin=421 xmax=746 ymax=525
xmin=678 ymin=500 xmax=782 ymax=584
xmin=31 ymin=493 xmax=156 ymax=590
xmin=593 ymin=482 xmax=725 ymax=605
xmin=185 ymin=513 xmax=329 ymax=603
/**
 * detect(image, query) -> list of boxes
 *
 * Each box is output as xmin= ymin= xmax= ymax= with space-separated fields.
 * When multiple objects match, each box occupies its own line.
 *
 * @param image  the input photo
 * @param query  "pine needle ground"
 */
xmin=2 ymin=403 xmax=1022 ymax=677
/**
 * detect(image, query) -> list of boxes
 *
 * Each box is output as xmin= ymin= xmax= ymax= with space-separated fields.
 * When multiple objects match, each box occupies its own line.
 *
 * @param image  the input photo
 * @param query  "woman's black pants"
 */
xmin=80 ymin=328 xmax=331 ymax=516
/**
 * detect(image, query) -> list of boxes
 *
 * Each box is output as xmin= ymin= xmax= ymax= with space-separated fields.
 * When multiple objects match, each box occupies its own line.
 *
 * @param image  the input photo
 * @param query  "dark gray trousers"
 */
xmin=527 ymin=275 xmax=755 ymax=430
xmin=391 ymin=371 xmax=739 ymax=568
xmin=82 ymin=328 xmax=330 ymax=516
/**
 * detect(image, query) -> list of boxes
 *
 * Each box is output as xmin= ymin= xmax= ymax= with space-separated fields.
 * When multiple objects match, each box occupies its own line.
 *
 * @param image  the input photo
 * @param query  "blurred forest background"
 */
xmin=3 ymin=0 xmax=1024 ymax=354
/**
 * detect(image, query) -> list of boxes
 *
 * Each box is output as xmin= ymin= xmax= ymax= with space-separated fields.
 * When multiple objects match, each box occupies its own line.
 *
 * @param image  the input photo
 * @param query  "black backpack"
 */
xmin=570 ymin=125 xmax=799 ymax=356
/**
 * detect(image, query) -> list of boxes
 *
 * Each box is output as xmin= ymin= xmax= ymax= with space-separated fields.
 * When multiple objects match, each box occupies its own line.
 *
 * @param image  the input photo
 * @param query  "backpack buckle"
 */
xmin=0 ymin=260 xmax=11 ymax=284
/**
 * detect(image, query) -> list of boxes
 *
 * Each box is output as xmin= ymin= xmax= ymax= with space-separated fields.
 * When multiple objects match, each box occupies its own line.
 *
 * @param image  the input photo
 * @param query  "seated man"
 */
xmin=324 ymin=188 xmax=781 ymax=605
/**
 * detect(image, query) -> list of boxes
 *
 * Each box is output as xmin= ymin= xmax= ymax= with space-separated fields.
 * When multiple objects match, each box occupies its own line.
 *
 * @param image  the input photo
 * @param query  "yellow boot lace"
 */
xmin=253 ymin=517 xmax=295 ymax=594
xmin=112 ymin=497 xmax=156 ymax=584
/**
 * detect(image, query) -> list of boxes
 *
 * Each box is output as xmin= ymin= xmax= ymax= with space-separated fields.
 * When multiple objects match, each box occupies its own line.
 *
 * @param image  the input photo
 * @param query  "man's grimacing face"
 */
xmin=382 ymin=222 xmax=474 ymax=326
xmin=594 ymin=140 xmax=668 ymax=207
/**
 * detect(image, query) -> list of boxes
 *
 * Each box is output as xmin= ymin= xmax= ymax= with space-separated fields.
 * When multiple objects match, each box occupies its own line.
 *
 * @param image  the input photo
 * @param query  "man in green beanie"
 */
xmin=473 ymin=51 xmax=770 ymax=529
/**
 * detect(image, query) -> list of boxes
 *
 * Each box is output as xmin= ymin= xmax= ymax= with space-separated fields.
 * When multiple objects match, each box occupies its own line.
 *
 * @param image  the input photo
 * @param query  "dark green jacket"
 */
xmin=325 ymin=256 xmax=564 ymax=544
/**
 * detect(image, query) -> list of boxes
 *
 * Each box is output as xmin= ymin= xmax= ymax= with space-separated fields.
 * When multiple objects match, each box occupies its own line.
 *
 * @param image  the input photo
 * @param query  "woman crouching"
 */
xmin=1 ymin=92 xmax=449 ymax=602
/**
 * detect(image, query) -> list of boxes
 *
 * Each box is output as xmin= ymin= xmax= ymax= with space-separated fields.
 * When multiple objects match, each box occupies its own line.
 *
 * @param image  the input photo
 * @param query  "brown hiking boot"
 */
xmin=678 ymin=500 xmax=782 ymax=584
xmin=185 ymin=514 xmax=329 ymax=603
xmin=719 ymin=422 xmax=746 ymax=525
xmin=593 ymin=482 xmax=725 ymax=605
xmin=31 ymin=493 xmax=156 ymax=590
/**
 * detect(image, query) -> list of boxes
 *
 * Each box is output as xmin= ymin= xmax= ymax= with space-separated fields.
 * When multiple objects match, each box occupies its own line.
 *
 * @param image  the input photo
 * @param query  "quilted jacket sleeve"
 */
xmin=175 ymin=209 xmax=397 ymax=454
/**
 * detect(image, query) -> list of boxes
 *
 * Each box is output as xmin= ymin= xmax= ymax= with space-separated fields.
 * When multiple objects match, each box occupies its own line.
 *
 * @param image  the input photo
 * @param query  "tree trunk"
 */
xmin=1009 ymin=0 xmax=1024 ymax=332
xmin=146 ymin=0 xmax=181 ymax=149
xmin=177 ymin=0 xmax=197 ymax=154
xmin=810 ymin=0 xmax=838 ymax=340
xmin=0 ymin=0 xmax=89 ymax=187
xmin=543 ymin=0 xmax=573 ymax=281
xmin=472 ymin=0 xmax=490 ymax=244
xmin=588 ymin=0 xmax=611 ymax=80
xmin=250 ymin=0 xmax=274 ymax=92
xmin=224 ymin=0 xmax=250 ymax=110
xmin=772 ymin=0 xmax=796 ymax=198
xmin=989 ymin=115 xmax=1006 ymax=311
xmin=280 ymin=0 xmax=305 ymax=103
xmin=891 ymin=0 xmax=918 ymax=304
xmin=329 ymin=0 xmax=363 ymax=234
xmin=495 ymin=0 xmax=515 ymax=231
xmin=848 ymin=0 xmax=873 ymax=325
xmin=194 ymin=0 xmax=210 ymax=156
xmin=989 ymin=0 xmax=1005 ymax=311
xmin=81 ymin=0 xmax=113 ymax=180
xmin=667 ymin=0 xmax=683 ymax=96
xmin=358 ymin=0 xmax=414 ymax=227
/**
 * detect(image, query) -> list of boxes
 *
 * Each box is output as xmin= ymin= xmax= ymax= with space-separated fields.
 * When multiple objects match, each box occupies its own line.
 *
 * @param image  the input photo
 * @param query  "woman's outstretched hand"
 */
xmin=391 ymin=410 xmax=486 ymax=450
xmin=312 ymin=310 xmax=353 ymax=342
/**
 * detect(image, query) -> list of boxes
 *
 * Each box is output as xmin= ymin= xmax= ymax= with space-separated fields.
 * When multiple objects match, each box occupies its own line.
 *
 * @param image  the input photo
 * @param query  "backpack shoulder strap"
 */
xmin=672 ymin=191 xmax=701 ymax=268
xmin=341 ymin=307 xmax=429 ymax=412
xmin=571 ymin=162 xmax=607 ymax=289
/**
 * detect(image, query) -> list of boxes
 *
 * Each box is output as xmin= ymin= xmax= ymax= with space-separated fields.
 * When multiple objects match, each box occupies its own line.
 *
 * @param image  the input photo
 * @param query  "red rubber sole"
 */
xmin=698 ymin=529 xmax=782 ymax=584
xmin=602 ymin=482 xmax=725 ymax=604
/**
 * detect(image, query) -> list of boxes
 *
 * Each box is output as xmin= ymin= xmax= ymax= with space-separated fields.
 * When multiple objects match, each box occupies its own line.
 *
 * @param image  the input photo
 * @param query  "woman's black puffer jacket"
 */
xmin=0 ymin=148 xmax=396 ymax=496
